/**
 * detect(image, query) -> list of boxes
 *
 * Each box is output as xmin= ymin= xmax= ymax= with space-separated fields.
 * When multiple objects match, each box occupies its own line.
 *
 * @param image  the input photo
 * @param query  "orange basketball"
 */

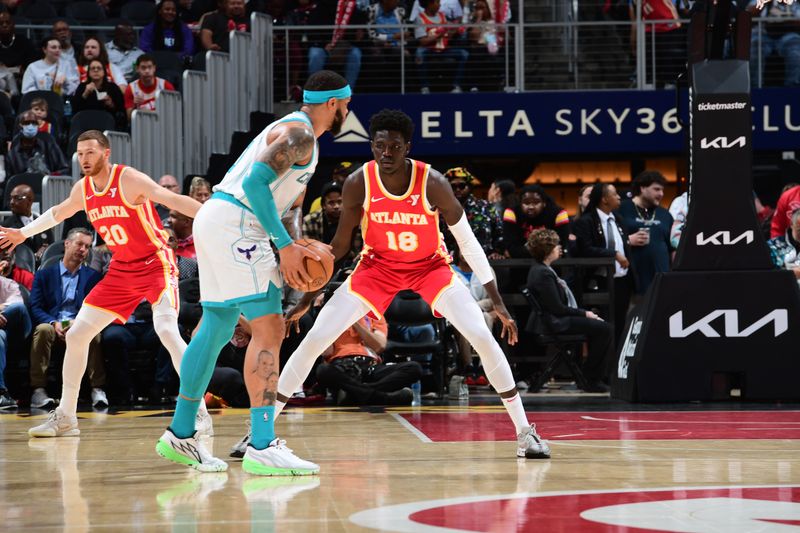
xmin=295 ymin=238 xmax=334 ymax=292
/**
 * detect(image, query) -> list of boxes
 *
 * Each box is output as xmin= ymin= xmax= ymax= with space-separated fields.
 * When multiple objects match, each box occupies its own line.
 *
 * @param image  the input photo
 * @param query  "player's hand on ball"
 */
xmin=278 ymin=242 xmax=320 ymax=290
xmin=494 ymin=303 xmax=518 ymax=345
xmin=0 ymin=226 xmax=24 ymax=251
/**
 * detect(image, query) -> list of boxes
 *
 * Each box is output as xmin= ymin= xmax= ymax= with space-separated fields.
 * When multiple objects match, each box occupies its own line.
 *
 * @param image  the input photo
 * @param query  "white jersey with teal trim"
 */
xmin=214 ymin=110 xmax=318 ymax=217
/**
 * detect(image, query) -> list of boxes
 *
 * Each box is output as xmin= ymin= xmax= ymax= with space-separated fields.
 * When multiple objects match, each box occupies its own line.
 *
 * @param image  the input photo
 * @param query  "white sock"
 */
xmin=501 ymin=393 xmax=530 ymax=434
xmin=274 ymin=400 xmax=286 ymax=418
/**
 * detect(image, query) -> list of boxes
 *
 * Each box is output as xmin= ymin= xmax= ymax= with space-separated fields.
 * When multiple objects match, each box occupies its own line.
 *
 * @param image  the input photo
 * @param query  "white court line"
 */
xmin=390 ymin=413 xmax=433 ymax=443
xmin=580 ymin=415 xmax=800 ymax=425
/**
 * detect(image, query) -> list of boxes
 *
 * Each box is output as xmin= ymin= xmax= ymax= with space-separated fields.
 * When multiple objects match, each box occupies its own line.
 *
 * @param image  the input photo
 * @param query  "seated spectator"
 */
xmin=188 ymin=176 xmax=210 ymax=203
xmin=303 ymin=181 xmax=363 ymax=263
xmin=155 ymin=174 xmax=181 ymax=220
xmin=29 ymin=228 xmax=106 ymax=409
xmin=106 ymin=22 xmax=144 ymax=82
xmin=6 ymin=111 xmax=70 ymax=176
xmin=409 ymin=0 xmax=468 ymax=22
xmin=309 ymin=161 xmax=355 ymax=212
xmin=0 ymin=246 xmax=33 ymax=290
xmin=77 ymin=37 xmax=128 ymax=90
xmin=572 ymin=183 xmax=633 ymax=345
xmin=2 ymin=184 xmax=54 ymax=260
xmin=0 ymin=11 xmax=37 ymax=72
xmin=487 ymin=178 xmax=517 ymax=216
xmin=617 ymin=171 xmax=673 ymax=295
xmin=0 ymin=269 xmax=30 ymax=409
xmin=748 ymin=0 xmax=800 ymax=87
xmin=316 ymin=315 xmax=421 ymax=405
xmin=165 ymin=227 xmax=198 ymax=279
xmin=414 ymin=0 xmax=469 ymax=94
xmin=29 ymin=98 xmax=54 ymax=136
xmin=770 ymin=184 xmax=800 ymax=238
xmin=466 ymin=0 xmax=505 ymax=91
xmin=73 ymin=58 xmax=127 ymax=130
xmin=306 ymin=0 xmax=365 ymax=89
xmin=101 ymin=299 xmax=162 ymax=405
xmin=124 ymin=54 xmax=175 ymax=121
xmin=168 ymin=209 xmax=195 ymax=259
xmin=442 ymin=167 xmax=503 ymax=259
xmin=21 ymin=35 xmax=79 ymax=96
xmin=200 ymin=0 xmax=249 ymax=53
xmin=525 ymin=228 xmax=613 ymax=393
xmin=365 ymin=0 xmax=410 ymax=91
xmin=141 ymin=0 xmax=194 ymax=59
xmin=52 ymin=19 xmax=81 ymax=66
xmin=768 ymin=208 xmax=800 ymax=278
xmin=503 ymin=184 xmax=570 ymax=257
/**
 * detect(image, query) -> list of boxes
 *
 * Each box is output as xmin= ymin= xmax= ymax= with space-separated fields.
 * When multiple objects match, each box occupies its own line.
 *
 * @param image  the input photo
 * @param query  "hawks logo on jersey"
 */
xmin=360 ymin=159 xmax=448 ymax=263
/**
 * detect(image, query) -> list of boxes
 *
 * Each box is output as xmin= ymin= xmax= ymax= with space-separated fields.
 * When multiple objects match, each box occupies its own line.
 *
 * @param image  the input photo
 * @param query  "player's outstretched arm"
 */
xmin=0 ymin=180 xmax=85 ymax=251
xmin=427 ymin=171 xmax=518 ymax=344
xmin=249 ymin=124 xmax=331 ymax=290
xmin=122 ymin=168 xmax=203 ymax=218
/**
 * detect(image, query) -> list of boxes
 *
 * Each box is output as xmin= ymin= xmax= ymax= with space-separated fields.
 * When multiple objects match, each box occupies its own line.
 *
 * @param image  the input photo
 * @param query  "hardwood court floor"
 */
xmin=1 ymin=397 xmax=799 ymax=532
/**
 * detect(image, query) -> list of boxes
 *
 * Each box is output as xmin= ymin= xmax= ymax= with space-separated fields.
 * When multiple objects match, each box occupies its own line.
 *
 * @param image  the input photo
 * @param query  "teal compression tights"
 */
xmin=170 ymin=305 xmax=240 ymax=438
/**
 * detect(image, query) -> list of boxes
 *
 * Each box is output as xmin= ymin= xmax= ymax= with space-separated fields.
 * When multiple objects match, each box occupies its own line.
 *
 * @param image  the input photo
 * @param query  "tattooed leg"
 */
xmin=243 ymin=313 xmax=285 ymax=449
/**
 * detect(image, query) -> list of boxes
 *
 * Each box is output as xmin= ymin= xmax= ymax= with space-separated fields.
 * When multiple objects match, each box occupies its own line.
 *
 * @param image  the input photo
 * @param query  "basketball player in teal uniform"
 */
xmin=156 ymin=71 xmax=346 ymax=475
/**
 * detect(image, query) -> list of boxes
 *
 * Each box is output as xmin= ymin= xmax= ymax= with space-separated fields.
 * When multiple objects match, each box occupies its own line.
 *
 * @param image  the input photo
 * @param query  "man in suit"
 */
xmin=2 ymin=184 xmax=53 ymax=262
xmin=29 ymin=228 xmax=105 ymax=409
xmin=572 ymin=183 xmax=635 ymax=347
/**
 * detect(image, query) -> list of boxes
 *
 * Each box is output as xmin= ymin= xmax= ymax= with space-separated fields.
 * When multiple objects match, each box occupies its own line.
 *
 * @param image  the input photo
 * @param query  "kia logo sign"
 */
xmin=700 ymin=136 xmax=746 ymax=149
xmin=669 ymin=309 xmax=788 ymax=338
xmin=696 ymin=230 xmax=754 ymax=246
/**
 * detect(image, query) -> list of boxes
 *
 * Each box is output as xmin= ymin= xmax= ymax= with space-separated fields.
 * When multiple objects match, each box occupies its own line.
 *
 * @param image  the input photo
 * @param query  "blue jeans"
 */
xmin=308 ymin=45 xmax=362 ymax=88
xmin=751 ymin=31 xmax=800 ymax=87
xmin=415 ymin=47 xmax=469 ymax=89
xmin=0 ymin=302 xmax=32 ymax=390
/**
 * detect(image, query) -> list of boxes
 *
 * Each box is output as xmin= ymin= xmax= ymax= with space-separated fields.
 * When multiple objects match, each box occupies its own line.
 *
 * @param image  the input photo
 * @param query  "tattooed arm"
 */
xmin=243 ymin=123 xmax=332 ymax=290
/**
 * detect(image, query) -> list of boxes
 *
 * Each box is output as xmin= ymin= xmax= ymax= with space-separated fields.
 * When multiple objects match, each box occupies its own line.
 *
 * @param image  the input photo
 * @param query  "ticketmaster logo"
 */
xmin=698 ymin=102 xmax=747 ymax=111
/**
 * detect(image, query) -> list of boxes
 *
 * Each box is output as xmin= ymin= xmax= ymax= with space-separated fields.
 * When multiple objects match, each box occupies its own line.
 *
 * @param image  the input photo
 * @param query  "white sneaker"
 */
xmin=28 ymin=408 xmax=80 ymax=438
xmin=155 ymin=428 xmax=228 ymax=472
xmin=516 ymin=424 xmax=551 ymax=459
xmin=31 ymin=388 xmax=56 ymax=409
xmin=195 ymin=402 xmax=214 ymax=437
xmin=242 ymin=438 xmax=319 ymax=476
xmin=230 ymin=418 xmax=251 ymax=458
xmin=91 ymin=388 xmax=108 ymax=408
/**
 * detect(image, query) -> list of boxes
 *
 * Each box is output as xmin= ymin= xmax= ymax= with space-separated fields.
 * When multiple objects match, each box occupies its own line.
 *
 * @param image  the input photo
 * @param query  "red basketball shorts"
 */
xmin=347 ymin=253 xmax=457 ymax=319
xmin=83 ymin=248 xmax=179 ymax=323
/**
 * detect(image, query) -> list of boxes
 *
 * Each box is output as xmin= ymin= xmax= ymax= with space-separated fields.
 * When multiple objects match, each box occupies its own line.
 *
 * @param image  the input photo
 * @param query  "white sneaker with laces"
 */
xmin=242 ymin=438 xmax=319 ymax=476
xmin=195 ymin=402 xmax=214 ymax=437
xmin=91 ymin=388 xmax=108 ymax=408
xmin=230 ymin=418 xmax=251 ymax=458
xmin=31 ymin=387 xmax=56 ymax=409
xmin=155 ymin=428 xmax=228 ymax=472
xmin=517 ymin=424 xmax=551 ymax=459
xmin=28 ymin=408 xmax=79 ymax=438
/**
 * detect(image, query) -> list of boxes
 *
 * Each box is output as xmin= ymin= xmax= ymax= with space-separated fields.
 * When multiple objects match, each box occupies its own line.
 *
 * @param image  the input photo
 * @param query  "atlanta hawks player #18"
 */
xmin=278 ymin=109 xmax=550 ymax=459
xmin=0 ymin=130 xmax=213 ymax=438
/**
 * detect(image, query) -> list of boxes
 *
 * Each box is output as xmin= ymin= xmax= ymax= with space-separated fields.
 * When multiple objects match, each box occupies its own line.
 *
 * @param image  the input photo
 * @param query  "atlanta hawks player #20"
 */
xmin=0 ymin=130 xmax=213 ymax=438
xmin=278 ymin=109 xmax=550 ymax=460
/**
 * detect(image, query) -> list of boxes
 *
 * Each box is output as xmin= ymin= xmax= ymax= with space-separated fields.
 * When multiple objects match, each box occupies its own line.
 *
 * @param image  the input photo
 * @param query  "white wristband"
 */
xmin=20 ymin=208 xmax=58 ymax=239
xmin=448 ymin=213 xmax=495 ymax=285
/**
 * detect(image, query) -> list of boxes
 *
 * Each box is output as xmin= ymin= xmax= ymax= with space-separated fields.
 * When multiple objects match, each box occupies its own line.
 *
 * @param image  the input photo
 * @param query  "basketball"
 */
xmin=295 ymin=238 xmax=334 ymax=292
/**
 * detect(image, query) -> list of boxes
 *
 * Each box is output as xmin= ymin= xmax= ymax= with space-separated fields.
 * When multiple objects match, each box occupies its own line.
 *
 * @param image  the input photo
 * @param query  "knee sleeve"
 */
xmin=178 ymin=305 xmax=240 ymax=399
xmin=152 ymin=309 xmax=187 ymax=373
xmin=277 ymin=286 xmax=369 ymax=398
xmin=434 ymin=285 xmax=516 ymax=394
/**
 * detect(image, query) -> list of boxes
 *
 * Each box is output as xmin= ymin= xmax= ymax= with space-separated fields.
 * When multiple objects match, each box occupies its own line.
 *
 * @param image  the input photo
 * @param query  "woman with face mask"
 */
xmin=6 ymin=111 xmax=70 ymax=176
xmin=21 ymin=35 xmax=79 ymax=95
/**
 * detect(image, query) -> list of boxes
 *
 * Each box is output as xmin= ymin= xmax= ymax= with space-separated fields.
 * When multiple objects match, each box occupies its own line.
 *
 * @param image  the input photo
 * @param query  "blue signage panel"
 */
xmin=318 ymin=88 xmax=800 ymax=157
